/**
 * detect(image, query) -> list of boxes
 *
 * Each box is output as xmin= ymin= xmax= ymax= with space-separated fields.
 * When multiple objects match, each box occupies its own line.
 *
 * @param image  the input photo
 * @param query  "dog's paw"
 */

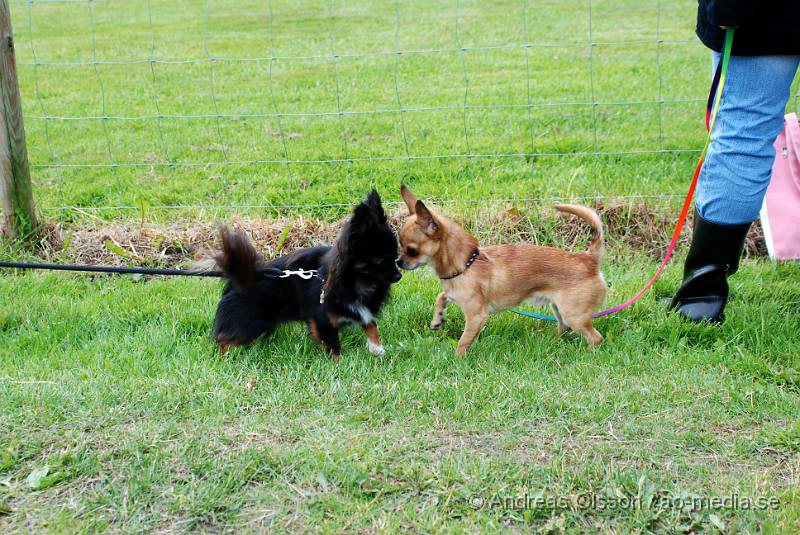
xmin=367 ymin=340 xmax=386 ymax=356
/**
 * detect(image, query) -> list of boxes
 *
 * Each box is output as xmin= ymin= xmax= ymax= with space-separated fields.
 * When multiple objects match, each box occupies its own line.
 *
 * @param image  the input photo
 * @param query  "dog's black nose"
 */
xmin=390 ymin=269 xmax=402 ymax=282
xmin=395 ymin=258 xmax=404 ymax=268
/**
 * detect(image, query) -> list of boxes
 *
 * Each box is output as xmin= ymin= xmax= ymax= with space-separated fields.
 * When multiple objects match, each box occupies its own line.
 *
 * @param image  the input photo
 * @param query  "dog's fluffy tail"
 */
xmin=215 ymin=227 xmax=262 ymax=292
xmin=554 ymin=204 xmax=604 ymax=262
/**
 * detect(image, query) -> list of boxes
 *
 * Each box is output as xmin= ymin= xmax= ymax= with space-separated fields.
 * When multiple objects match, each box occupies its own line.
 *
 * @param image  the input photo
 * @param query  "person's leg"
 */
xmin=670 ymin=54 xmax=799 ymax=323
xmin=697 ymin=54 xmax=800 ymax=224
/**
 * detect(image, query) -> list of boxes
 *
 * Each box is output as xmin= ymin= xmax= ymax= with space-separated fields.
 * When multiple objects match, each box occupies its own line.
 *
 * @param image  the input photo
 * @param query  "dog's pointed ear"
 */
xmin=400 ymin=185 xmax=417 ymax=214
xmin=345 ymin=203 xmax=371 ymax=256
xmin=366 ymin=188 xmax=386 ymax=221
xmin=414 ymin=200 xmax=439 ymax=236
xmin=351 ymin=201 xmax=372 ymax=229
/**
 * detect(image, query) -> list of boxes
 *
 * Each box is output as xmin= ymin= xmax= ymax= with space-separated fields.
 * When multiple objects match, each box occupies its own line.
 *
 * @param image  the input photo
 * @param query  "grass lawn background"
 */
xmin=18 ymin=0 xmax=795 ymax=218
xmin=2 ymin=0 xmax=800 ymax=533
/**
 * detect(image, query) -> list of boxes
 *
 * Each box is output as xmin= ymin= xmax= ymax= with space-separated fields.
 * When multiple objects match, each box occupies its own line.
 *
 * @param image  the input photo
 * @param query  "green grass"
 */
xmin=2 ymin=0 xmax=800 ymax=533
xmin=1 ymin=256 xmax=799 ymax=533
xmin=15 ymin=0 xmax=783 ymax=219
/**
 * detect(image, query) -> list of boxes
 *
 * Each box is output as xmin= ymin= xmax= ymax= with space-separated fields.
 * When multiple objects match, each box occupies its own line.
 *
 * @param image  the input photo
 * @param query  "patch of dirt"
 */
xmin=35 ymin=216 xmax=344 ymax=269
xmin=428 ymin=429 xmax=552 ymax=465
xmin=218 ymin=422 xmax=294 ymax=453
xmin=551 ymin=201 xmax=765 ymax=260
xmin=27 ymin=201 xmax=767 ymax=269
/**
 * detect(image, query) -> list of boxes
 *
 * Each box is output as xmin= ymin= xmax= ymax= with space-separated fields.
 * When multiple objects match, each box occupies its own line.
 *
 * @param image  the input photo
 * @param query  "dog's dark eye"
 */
xmin=406 ymin=247 xmax=418 ymax=257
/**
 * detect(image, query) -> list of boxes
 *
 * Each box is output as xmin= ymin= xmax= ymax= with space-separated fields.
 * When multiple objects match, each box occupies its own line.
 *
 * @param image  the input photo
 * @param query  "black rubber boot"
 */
xmin=668 ymin=210 xmax=751 ymax=323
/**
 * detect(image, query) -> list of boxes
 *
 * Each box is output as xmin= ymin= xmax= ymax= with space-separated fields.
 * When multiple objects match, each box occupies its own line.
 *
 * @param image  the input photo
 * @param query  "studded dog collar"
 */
xmin=440 ymin=248 xmax=480 ymax=280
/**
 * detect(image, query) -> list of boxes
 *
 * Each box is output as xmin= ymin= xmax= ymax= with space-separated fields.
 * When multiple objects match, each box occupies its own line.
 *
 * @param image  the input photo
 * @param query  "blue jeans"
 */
xmin=696 ymin=53 xmax=800 ymax=225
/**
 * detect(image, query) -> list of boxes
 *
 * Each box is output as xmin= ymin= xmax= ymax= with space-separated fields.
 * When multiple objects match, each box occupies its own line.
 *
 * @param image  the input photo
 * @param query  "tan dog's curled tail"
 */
xmin=554 ymin=204 xmax=604 ymax=262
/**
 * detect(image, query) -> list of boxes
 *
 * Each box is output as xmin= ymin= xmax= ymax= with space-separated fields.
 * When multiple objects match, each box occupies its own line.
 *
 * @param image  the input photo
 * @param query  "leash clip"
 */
xmin=280 ymin=269 xmax=317 ymax=280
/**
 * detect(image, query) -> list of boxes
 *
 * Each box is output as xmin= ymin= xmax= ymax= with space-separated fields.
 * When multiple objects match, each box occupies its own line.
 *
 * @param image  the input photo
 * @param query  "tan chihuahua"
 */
xmin=397 ymin=186 xmax=607 ymax=354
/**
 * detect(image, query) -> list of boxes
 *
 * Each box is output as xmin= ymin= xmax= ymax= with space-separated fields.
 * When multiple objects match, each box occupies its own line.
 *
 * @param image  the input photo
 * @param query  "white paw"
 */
xmin=367 ymin=340 xmax=386 ymax=356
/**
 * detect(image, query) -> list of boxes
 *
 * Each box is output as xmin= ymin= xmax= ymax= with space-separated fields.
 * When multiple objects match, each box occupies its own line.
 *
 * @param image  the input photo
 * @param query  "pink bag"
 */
xmin=760 ymin=112 xmax=800 ymax=260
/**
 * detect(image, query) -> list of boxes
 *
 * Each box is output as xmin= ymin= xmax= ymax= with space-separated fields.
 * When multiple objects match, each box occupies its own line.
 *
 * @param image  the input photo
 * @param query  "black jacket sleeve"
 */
xmin=704 ymin=0 xmax=761 ymax=26
xmin=696 ymin=0 xmax=800 ymax=55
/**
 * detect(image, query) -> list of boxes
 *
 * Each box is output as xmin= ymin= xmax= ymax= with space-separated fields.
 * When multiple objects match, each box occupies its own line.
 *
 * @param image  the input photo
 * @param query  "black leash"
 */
xmin=0 ymin=261 xmax=226 ymax=277
xmin=0 ymin=261 xmax=318 ymax=280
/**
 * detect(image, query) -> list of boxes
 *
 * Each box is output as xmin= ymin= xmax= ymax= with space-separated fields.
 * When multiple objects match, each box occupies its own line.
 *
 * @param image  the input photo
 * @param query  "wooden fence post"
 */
xmin=0 ymin=0 xmax=37 ymax=239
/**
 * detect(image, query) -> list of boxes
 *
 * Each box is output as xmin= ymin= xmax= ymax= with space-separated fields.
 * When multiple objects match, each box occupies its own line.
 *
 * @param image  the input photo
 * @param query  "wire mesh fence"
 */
xmin=10 ymin=0 xmax=800 ymax=220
